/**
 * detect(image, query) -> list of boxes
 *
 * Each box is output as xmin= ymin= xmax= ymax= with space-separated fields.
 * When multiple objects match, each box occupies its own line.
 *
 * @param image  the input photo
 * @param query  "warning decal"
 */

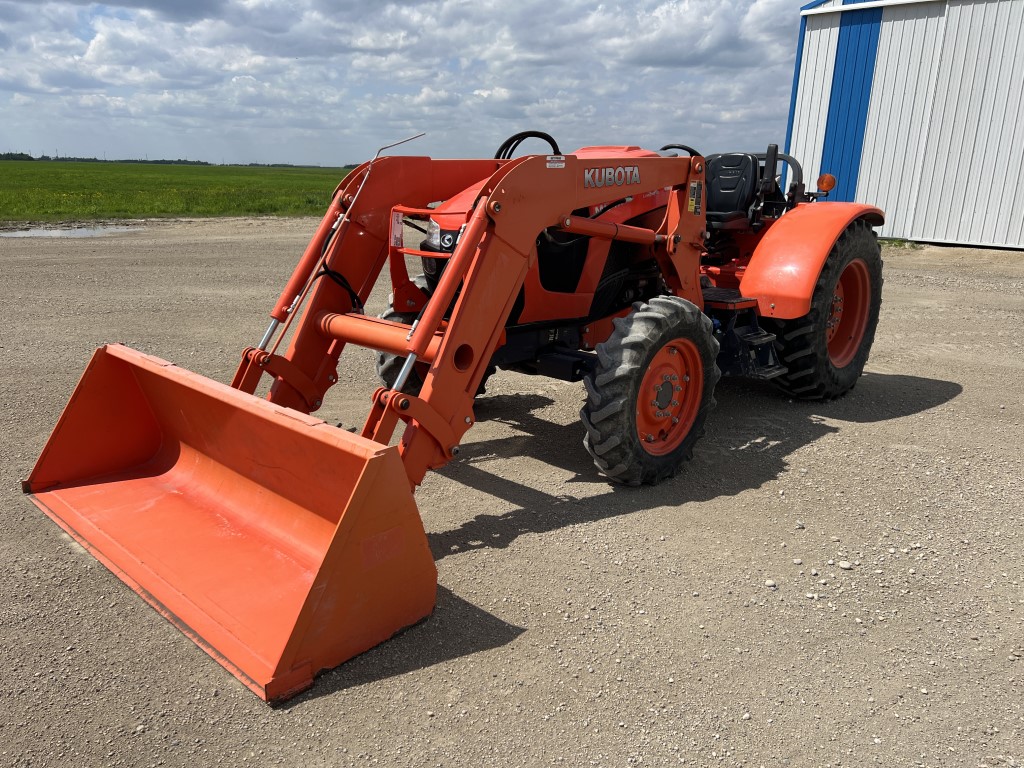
xmin=688 ymin=181 xmax=702 ymax=216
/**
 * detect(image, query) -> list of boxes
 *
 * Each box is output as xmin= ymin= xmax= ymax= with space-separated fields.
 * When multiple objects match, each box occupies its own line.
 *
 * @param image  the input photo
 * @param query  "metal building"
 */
xmin=786 ymin=0 xmax=1024 ymax=248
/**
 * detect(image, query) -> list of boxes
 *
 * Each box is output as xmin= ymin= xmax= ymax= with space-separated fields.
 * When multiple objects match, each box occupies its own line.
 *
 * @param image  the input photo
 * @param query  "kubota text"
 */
xmin=584 ymin=166 xmax=641 ymax=188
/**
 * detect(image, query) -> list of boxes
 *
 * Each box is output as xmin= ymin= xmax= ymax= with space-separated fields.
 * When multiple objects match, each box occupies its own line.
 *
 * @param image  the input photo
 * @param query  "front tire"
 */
xmin=375 ymin=308 xmax=428 ymax=395
xmin=581 ymin=296 xmax=720 ymax=485
xmin=765 ymin=219 xmax=883 ymax=400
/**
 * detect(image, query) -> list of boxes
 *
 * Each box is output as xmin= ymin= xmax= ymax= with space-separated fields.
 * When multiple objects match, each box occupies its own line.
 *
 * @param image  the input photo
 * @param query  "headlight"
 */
xmin=425 ymin=219 xmax=441 ymax=250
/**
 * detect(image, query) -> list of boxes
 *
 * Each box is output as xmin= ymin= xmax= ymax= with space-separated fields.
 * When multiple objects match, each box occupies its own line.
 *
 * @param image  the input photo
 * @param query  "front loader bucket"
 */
xmin=24 ymin=344 xmax=436 ymax=702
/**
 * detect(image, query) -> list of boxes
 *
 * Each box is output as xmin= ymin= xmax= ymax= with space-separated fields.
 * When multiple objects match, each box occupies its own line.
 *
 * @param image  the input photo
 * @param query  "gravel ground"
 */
xmin=1 ymin=218 xmax=1021 ymax=767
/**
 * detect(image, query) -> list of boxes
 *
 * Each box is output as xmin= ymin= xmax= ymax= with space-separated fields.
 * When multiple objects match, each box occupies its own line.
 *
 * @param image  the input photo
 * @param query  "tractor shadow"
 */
xmin=297 ymin=371 xmax=960 ymax=701
xmin=427 ymin=371 xmax=963 ymax=560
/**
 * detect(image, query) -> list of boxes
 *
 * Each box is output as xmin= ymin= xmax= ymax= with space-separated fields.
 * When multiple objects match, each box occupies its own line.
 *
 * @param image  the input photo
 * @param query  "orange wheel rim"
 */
xmin=826 ymin=258 xmax=871 ymax=368
xmin=635 ymin=338 xmax=703 ymax=456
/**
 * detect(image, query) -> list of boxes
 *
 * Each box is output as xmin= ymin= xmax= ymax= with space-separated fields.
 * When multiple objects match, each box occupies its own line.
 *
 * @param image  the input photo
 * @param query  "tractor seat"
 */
xmin=704 ymin=153 xmax=759 ymax=229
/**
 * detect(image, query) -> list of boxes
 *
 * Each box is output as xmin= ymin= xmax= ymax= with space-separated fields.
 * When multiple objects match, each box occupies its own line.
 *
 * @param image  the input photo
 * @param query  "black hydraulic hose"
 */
xmin=494 ymin=131 xmax=561 ymax=159
xmin=314 ymin=217 xmax=363 ymax=311
xmin=315 ymin=263 xmax=363 ymax=312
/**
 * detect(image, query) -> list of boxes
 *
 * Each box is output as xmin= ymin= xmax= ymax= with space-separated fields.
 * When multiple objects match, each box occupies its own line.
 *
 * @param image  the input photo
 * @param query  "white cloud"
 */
xmin=0 ymin=0 xmax=808 ymax=164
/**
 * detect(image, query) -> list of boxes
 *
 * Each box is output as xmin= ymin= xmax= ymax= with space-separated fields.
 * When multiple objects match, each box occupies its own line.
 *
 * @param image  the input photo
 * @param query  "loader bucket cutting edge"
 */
xmin=24 ymin=344 xmax=437 ymax=702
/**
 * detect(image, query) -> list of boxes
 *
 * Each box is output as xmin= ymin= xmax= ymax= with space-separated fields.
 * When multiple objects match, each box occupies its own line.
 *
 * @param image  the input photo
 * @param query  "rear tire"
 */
xmin=581 ymin=296 xmax=720 ymax=485
xmin=765 ymin=219 xmax=882 ymax=400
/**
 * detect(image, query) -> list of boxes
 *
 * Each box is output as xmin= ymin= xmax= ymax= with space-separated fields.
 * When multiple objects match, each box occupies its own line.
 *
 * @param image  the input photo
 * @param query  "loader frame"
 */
xmin=235 ymin=152 xmax=708 ymax=487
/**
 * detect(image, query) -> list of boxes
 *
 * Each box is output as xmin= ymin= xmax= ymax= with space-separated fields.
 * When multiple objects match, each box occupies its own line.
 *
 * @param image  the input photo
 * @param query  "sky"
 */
xmin=0 ymin=0 xmax=809 ymax=166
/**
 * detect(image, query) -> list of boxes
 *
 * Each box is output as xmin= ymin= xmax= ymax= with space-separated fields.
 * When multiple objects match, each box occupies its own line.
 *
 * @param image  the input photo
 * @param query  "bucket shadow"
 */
xmin=289 ymin=585 xmax=525 ymax=702
xmin=428 ymin=371 xmax=963 ymax=560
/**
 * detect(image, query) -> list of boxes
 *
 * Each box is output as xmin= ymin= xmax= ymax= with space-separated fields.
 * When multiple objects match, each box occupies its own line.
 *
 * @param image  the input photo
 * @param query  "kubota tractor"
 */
xmin=24 ymin=132 xmax=883 ymax=701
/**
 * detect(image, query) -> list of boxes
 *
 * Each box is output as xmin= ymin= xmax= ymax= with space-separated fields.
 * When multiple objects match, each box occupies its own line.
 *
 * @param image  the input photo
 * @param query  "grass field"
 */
xmin=0 ymin=161 xmax=350 ymax=221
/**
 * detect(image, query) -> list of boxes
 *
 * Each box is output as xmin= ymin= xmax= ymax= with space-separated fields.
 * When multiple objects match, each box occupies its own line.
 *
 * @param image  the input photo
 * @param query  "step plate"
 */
xmin=702 ymin=286 xmax=758 ymax=310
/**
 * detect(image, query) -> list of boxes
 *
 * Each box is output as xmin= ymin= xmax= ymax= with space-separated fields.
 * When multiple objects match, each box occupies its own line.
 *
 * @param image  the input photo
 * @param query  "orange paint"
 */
xmin=740 ymin=202 xmax=883 ymax=319
xmin=25 ymin=344 xmax=436 ymax=702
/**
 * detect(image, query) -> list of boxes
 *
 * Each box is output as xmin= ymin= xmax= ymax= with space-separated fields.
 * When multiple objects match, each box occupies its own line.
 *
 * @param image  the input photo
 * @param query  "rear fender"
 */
xmin=740 ymin=202 xmax=884 ymax=319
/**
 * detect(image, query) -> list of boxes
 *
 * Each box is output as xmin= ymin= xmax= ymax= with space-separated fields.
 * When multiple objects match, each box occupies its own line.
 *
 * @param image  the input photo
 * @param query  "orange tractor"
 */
xmin=24 ymin=133 xmax=883 ymax=701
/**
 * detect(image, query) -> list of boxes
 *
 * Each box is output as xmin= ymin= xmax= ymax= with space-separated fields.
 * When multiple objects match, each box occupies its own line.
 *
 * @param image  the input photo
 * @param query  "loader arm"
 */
xmin=253 ymin=153 xmax=708 ymax=487
xmin=233 ymin=156 xmax=506 ymax=411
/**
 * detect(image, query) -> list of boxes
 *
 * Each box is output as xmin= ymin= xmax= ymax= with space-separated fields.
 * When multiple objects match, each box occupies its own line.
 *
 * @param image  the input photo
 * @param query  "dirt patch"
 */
xmin=1 ymin=218 xmax=1021 ymax=767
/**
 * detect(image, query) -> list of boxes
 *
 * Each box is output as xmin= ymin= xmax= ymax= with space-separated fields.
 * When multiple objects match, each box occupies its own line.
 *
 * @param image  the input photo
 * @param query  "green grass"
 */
xmin=0 ymin=161 xmax=350 ymax=221
xmin=881 ymin=238 xmax=924 ymax=250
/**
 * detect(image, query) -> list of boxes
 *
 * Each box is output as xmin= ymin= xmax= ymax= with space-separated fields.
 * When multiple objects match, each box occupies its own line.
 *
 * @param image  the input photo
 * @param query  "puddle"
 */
xmin=0 ymin=226 xmax=138 ymax=238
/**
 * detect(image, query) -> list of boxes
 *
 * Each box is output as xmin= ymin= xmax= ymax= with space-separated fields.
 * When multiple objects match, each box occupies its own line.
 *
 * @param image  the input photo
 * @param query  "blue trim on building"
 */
xmin=819 ymin=7 xmax=882 ymax=201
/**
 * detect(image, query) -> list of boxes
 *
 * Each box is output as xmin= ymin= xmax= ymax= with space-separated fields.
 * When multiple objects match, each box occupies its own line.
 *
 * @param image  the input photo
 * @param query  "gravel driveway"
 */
xmin=1 ymin=218 xmax=1021 ymax=767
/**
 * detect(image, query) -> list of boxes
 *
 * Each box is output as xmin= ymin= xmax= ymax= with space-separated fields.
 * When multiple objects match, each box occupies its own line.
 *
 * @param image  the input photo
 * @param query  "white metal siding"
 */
xmin=910 ymin=0 xmax=1024 ymax=246
xmin=968 ymin=0 xmax=1024 ymax=247
xmin=856 ymin=2 xmax=946 ymax=236
xmin=788 ymin=15 xmax=840 ymax=189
